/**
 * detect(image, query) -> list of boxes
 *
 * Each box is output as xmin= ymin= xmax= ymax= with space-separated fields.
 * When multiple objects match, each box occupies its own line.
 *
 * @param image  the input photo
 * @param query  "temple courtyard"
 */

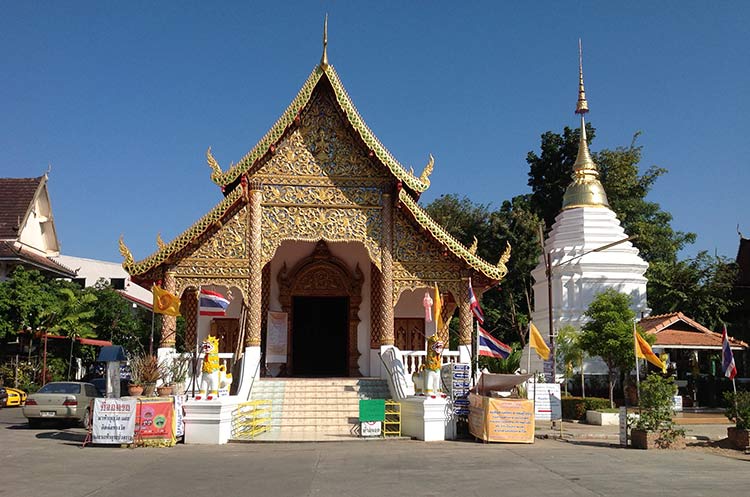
xmin=2 ymin=407 xmax=748 ymax=497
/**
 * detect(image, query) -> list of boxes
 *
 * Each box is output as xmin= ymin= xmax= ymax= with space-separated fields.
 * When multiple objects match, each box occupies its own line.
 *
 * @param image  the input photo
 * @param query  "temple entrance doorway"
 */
xmin=291 ymin=296 xmax=349 ymax=376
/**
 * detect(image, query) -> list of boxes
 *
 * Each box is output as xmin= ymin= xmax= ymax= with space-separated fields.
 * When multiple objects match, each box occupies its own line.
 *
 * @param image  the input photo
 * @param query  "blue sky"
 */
xmin=1 ymin=1 xmax=748 ymax=264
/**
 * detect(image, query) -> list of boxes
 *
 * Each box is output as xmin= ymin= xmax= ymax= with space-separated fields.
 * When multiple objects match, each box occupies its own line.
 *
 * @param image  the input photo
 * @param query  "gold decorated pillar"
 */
xmin=160 ymin=270 xmax=177 ymax=348
xmin=378 ymin=192 xmax=394 ymax=345
xmin=245 ymin=180 xmax=263 ymax=346
xmin=458 ymin=276 xmax=472 ymax=346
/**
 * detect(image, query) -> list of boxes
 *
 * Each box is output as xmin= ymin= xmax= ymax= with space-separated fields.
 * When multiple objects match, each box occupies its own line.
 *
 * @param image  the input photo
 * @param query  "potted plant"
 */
xmin=167 ymin=355 xmax=190 ymax=395
xmin=630 ymin=375 xmax=685 ymax=449
xmin=139 ymin=355 xmax=163 ymax=397
xmin=127 ymin=354 xmax=145 ymax=396
xmin=724 ymin=391 xmax=750 ymax=450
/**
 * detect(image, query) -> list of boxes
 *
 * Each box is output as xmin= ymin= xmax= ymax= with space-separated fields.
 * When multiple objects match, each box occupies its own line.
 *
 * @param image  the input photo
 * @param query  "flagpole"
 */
xmin=526 ymin=324 xmax=531 ymax=375
xmin=192 ymin=286 xmax=201 ymax=398
xmin=473 ymin=319 xmax=479 ymax=387
xmin=149 ymin=307 xmax=155 ymax=356
xmin=633 ymin=322 xmax=641 ymax=409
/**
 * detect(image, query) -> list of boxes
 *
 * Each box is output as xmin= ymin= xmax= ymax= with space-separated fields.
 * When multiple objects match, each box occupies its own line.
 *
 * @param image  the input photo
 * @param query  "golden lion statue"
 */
xmin=196 ymin=336 xmax=220 ymax=400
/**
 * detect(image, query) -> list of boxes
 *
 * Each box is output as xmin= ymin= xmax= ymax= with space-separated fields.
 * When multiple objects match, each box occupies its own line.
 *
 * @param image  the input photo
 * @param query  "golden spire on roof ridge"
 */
xmin=320 ymin=14 xmax=329 ymax=69
xmin=563 ymin=40 xmax=609 ymax=210
xmin=576 ymin=39 xmax=589 ymax=115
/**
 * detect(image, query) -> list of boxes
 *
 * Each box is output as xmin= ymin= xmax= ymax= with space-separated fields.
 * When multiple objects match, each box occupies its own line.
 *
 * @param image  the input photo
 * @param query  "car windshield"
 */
xmin=38 ymin=383 xmax=82 ymax=394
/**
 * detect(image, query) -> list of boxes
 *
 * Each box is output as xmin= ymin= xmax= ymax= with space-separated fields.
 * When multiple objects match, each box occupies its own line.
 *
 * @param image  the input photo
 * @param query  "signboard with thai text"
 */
xmin=266 ymin=311 xmax=288 ymax=363
xmin=92 ymin=398 xmax=136 ymax=444
xmin=468 ymin=394 xmax=535 ymax=443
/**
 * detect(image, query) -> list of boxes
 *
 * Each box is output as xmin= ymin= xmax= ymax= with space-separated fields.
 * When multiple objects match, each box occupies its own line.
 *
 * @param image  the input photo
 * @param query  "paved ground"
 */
xmin=1 ymin=406 xmax=749 ymax=497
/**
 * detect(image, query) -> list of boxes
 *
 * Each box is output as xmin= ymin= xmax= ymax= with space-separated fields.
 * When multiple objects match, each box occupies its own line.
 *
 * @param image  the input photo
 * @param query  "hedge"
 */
xmin=561 ymin=397 xmax=611 ymax=420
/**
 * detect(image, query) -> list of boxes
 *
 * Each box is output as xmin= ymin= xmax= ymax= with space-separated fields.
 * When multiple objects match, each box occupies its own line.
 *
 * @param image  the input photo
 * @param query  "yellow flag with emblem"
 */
xmin=635 ymin=329 xmax=665 ymax=371
xmin=529 ymin=322 xmax=550 ymax=360
xmin=152 ymin=285 xmax=181 ymax=316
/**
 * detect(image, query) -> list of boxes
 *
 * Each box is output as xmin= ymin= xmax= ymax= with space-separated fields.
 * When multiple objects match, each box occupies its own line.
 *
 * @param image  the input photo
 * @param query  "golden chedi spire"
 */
xmin=320 ymin=14 xmax=329 ymax=70
xmin=562 ymin=40 xmax=609 ymax=210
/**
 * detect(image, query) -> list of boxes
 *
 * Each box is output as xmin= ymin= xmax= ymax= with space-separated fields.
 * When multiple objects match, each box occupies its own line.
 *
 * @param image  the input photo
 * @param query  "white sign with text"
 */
xmin=92 ymin=398 xmax=137 ymax=444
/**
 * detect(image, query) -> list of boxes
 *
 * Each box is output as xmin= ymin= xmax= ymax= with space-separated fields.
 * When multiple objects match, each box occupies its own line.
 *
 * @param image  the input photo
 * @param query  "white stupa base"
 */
xmin=183 ymin=396 xmax=240 ymax=444
xmin=401 ymin=395 xmax=452 ymax=441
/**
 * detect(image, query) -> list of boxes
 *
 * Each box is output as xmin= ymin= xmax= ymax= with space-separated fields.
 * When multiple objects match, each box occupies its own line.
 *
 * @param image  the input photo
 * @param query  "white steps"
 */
xmin=234 ymin=378 xmax=390 ymax=440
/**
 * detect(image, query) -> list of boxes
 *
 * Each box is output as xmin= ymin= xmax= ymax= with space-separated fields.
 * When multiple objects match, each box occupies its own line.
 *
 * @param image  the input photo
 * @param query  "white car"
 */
xmin=23 ymin=382 xmax=101 ymax=428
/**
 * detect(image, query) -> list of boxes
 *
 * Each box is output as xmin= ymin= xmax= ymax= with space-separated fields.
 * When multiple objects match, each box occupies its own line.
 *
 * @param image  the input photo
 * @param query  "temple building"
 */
xmin=119 ymin=24 xmax=509 ymax=390
xmin=527 ymin=45 xmax=649 ymax=375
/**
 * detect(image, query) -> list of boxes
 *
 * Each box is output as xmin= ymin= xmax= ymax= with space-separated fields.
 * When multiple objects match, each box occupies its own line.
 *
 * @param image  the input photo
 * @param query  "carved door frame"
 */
xmin=277 ymin=241 xmax=363 ymax=376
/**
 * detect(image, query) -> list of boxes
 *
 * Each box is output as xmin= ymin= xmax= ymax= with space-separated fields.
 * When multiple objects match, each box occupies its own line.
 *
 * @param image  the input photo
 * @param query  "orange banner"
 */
xmin=468 ymin=394 xmax=535 ymax=443
xmin=135 ymin=398 xmax=176 ymax=447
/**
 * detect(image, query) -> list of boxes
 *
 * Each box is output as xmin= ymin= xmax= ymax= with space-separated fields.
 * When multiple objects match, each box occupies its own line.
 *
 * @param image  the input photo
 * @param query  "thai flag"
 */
xmin=478 ymin=326 xmax=512 ymax=359
xmin=722 ymin=325 xmax=737 ymax=380
xmin=468 ymin=279 xmax=484 ymax=324
xmin=199 ymin=289 xmax=230 ymax=317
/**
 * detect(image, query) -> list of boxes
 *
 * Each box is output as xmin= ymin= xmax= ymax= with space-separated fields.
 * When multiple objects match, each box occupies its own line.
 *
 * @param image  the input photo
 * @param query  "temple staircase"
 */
xmin=230 ymin=377 xmax=391 ymax=442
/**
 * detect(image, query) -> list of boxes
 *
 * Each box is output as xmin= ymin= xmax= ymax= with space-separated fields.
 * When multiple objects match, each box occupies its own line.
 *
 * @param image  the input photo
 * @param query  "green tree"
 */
xmin=578 ymin=289 xmax=652 ymax=407
xmin=425 ymin=194 xmax=541 ymax=345
xmin=0 ymin=267 xmax=59 ymax=340
xmin=87 ymin=280 xmax=152 ymax=353
xmin=42 ymin=287 xmax=98 ymax=379
xmin=648 ymin=252 xmax=739 ymax=330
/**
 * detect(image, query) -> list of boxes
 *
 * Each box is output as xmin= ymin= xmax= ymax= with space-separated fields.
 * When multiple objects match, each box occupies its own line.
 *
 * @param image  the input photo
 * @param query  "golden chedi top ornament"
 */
xmin=562 ymin=40 xmax=609 ymax=210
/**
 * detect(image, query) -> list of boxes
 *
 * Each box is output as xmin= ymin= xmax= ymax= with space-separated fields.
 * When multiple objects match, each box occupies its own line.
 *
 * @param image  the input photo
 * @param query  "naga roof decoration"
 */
xmin=397 ymin=189 xmax=509 ymax=281
xmin=208 ymin=64 xmax=433 ymax=194
xmin=120 ymin=187 xmax=244 ymax=276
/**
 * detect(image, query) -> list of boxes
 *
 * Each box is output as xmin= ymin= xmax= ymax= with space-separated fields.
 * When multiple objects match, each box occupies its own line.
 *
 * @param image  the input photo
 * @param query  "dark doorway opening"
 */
xmin=292 ymin=296 xmax=349 ymax=376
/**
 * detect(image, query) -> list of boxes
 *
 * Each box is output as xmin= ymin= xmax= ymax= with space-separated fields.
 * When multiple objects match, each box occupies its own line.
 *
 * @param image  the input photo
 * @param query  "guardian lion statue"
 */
xmin=196 ymin=336 xmax=220 ymax=400
xmin=411 ymin=335 xmax=445 ymax=395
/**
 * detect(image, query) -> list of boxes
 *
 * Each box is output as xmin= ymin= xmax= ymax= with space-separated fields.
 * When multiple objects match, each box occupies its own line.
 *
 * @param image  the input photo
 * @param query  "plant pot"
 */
xmin=630 ymin=429 xmax=686 ymax=450
xmin=586 ymin=410 xmax=619 ymax=426
xmin=142 ymin=383 xmax=156 ymax=397
xmin=128 ymin=384 xmax=144 ymax=397
xmin=727 ymin=427 xmax=750 ymax=450
xmin=172 ymin=382 xmax=186 ymax=396
xmin=157 ymin=385 xmax=173 ymax=397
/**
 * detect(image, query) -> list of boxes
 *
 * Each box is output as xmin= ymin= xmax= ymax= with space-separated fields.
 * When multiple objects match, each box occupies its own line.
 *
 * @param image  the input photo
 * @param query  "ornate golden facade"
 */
xmin=120 ymin=56 xmax=508 ymax=375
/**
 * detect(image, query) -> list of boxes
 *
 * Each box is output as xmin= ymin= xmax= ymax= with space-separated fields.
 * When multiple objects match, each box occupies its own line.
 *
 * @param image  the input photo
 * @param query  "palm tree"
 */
xmin=44 ymin=288 xmax=98 ymax=380
xmin=555 ymin=325 xmax=586 ymax=397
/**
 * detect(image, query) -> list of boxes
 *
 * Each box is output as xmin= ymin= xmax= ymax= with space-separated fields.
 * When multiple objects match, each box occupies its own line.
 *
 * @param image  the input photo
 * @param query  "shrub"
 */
xmin=724 ymin=391 xmax=750 ymax=430
xmin=561 ymin=396 xmax=611 ymax=420
xmin=631 ymin=375 xmax=684 ymax=446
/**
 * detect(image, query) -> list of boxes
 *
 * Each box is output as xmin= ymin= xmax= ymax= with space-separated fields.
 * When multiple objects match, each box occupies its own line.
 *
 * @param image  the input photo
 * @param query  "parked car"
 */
xmin=4 ymin=387 xmax=27 ymax=407
xmin=0 ymin=387 xmax=7 ymax=407
xmin=23 ymin=382 xmax=101 ymax=428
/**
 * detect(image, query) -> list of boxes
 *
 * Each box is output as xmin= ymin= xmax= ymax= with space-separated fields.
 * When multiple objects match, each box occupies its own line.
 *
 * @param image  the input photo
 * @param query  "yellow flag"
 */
xmin=529 ymin=322 xmax=550 ymax=360
xmin=635 ymin=329 xmax=664 ymax=370
xmin=152 ymin=285 xmax=181 ymax=316
xmin=433 ymin=283 xmax=444 ymax=333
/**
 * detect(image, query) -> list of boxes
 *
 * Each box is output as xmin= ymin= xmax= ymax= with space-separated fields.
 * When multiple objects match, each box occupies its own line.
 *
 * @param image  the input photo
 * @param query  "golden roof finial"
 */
xmin=320 ymin=14 xmax=329 ymax=69
xmin=576 ymin=39 xmax=589 ymax=115
xmin=563 ymin=40 xmax=609 ymax=209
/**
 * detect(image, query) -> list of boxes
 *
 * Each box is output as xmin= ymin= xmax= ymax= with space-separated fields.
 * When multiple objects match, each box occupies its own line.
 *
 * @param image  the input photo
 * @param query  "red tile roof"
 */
xmin=0 ymin=241 xmax=77 ymax=277
xmin=638 ymin=312 xmax=746 ymax=349
xmin=0 ymin=176 xmax=43 ymax=240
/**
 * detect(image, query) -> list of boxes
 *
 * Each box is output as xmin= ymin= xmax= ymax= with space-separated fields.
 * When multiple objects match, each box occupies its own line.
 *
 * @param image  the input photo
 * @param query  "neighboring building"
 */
xmin=0 ymin=175 xmax=151 ymax=308
xmin=0 ymin=175 xmax=76 ymax=280
xmin=639 ymin=312 xmax=747 ymax=406
xmin=527 ymin=51 xmax=649 ymax=375
xmin=729 ymin=235 xmax=750 ymax=344
xmin=53 ymin=255 xmax=152 ymax=310
xmin=118 ymin=37 xmax=510 ymax=386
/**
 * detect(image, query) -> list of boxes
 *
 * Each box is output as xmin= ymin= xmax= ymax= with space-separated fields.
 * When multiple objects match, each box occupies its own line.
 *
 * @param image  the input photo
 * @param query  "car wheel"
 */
xmin=28 ymin=418 xmax=41 ymax=428
xmin=79 ymin=407 xmax=91 ymax=429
